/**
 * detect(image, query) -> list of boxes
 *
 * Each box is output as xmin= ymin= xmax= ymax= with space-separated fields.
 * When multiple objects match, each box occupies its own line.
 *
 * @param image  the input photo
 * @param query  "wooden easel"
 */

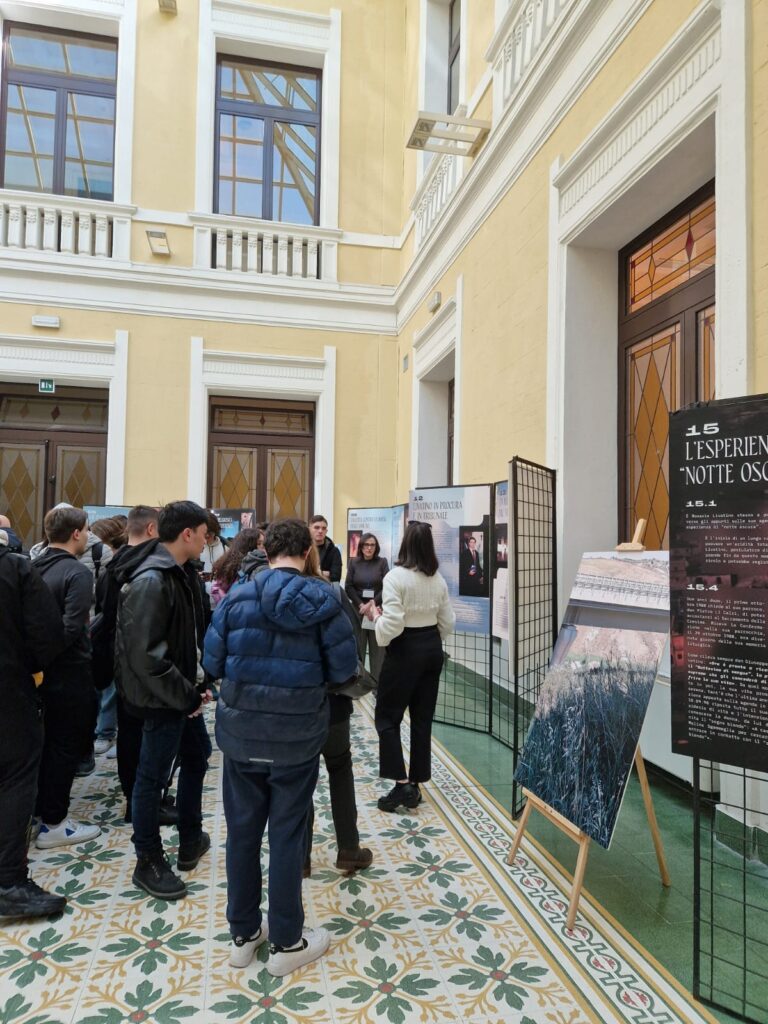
xmin=506 ymin=518 xmax=671 ymax=931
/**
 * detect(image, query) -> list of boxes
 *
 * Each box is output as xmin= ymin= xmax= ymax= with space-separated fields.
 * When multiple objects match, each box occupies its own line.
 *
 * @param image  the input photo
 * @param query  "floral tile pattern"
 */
xmin=0 ymin=701 xmax=717 ymax=1024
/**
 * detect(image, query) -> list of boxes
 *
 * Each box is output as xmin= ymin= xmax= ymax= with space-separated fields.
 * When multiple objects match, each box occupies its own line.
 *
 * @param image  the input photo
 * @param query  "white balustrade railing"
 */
xmin=191 ymin=215 xmax=340 ymax=282
xmin=486 ymin=0 xmax=574 ymax=119
xmin=0 ymin=190 xmax=132 ymax=261
xmin=411 ymin=153 xmax=460 ymax=250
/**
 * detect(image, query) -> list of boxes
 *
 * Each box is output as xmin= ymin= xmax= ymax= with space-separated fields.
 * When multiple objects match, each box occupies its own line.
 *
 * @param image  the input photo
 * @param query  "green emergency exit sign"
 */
xmin=38 ymin=379 xmax=55 ymax=394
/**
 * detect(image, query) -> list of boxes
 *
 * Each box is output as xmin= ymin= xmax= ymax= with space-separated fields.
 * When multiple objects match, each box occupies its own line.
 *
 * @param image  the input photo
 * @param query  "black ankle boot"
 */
xmin=0 ymin=879 xmax=66 ymax=920
xmin=132 ymin=852 xmax=186 ymax=900
xmin=177 ymin=831 xmax=210 ymax=872
xmin=377 ymin=782 xmax=421 ymax=812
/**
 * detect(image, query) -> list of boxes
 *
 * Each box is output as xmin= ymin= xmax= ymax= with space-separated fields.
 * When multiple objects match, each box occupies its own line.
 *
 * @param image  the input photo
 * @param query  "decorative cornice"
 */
xmin=202 ymin=349 xmax=326 ymax=382
xmin=554 ymin=0 xmax=721 ymax=220
xmin=0 ymin=333 xmax=116 ymax=369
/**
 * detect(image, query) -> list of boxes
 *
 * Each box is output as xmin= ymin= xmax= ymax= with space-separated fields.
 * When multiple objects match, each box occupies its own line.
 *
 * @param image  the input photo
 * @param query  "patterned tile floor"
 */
xmin=0 ymin=700 xmax=721 ymax=1024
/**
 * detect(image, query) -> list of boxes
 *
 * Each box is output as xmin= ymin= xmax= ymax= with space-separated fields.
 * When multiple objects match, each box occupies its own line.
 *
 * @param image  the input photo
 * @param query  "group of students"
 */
xmin=0 ymin=501 xmax=455 ymax=979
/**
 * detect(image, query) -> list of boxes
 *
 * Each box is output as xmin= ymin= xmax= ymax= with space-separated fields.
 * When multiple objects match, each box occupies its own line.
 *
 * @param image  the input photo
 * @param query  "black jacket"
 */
xmin=317 ymin=538 xmax=342 ymax=582
xmin=3 ymin=527 xmax=23 ymax=554
xmin=34 ymin=547 xmax=93 ymax=681
xmin=0 ymin=547 xmax=65 ymax=703
xmin=115 ymin=544 xmax=203 ymax=718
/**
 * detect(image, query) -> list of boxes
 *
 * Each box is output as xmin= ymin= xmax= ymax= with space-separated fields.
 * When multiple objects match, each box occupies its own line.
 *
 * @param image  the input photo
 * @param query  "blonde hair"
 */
xmin=303 ymin=544 xmax=326 ymax=581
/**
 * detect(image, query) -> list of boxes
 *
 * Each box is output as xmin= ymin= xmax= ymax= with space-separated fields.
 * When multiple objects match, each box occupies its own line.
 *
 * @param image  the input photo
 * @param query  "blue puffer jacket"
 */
xmin=203 ymin=567 xmax=358 ymax=766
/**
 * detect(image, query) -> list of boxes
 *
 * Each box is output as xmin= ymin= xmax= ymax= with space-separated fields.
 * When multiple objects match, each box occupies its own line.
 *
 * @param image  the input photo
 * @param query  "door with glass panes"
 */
xmin=0 ymin=384 xmax=108 ymax=549
xmin=207 ymin=397 xmax=314 ymax=522
xmin=619 ymin=184 xmax=715 ymax=549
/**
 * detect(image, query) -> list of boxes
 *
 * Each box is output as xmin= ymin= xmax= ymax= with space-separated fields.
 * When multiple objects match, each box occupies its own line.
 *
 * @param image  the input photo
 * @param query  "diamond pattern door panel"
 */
xmin=55 ymin=445 xmax=106 ymax=509
xmin=626 ymin=324 xmax=681 ymax=550
xmin=267 ymin=447 xmax=309 ymax=520
xmin=212 ymin=446 xmax=257 ymax=508
xmin=0 ymin=442 xmax=46 ymax=549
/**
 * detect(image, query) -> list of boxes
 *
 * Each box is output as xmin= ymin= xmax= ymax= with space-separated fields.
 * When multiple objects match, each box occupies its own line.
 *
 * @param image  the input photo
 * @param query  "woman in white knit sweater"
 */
xmin=365 ymin=521 xmax=455 ymax=812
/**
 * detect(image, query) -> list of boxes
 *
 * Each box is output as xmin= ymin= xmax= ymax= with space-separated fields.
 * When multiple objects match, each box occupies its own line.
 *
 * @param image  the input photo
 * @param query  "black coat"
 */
xmin=318 ymin=538 xmax=342 ymax=582
xmin=115 ymin=544 xmax=202 ymax=718
xmin=0 ymin=547 xmax=65 ymax=704
xmin=34 ymin=547 xmax=93 ymax=682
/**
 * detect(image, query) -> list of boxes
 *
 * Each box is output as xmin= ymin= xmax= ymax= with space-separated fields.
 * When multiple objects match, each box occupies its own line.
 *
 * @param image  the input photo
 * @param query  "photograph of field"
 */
xmin=515 ymin=552 xmax=669 ymax=849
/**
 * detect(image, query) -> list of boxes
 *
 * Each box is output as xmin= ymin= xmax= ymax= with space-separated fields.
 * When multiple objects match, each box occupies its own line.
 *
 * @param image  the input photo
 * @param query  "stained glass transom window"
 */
xmin=628 ymin=197 xmax=715 ymax=314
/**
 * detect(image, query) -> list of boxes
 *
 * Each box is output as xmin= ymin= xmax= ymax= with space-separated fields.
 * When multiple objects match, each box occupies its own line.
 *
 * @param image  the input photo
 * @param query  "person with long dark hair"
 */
xmin=210 ymin=528 xmax=264 ymax=606
xmin=344 ymin=532 xmax=388 ymax=680
xmin=365 ymin=521 xmax=455 ymax=812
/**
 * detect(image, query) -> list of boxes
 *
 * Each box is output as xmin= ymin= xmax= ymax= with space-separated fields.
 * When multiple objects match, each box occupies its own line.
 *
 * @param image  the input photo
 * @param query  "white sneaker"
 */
xmin=267 ymin=927 xmax=330 ymax=978
xmin=94 ymin=738 xmax=114 ymax=755
xmin=36 ymin=819 xmax=101 ymax=849
xmin=229 ymin=922 xmax=269 ymax=968
xmin=106 ymin=744 xmax=118 ymax=759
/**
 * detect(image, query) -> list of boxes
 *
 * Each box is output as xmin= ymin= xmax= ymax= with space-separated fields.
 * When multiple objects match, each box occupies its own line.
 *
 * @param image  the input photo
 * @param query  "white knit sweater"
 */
xmin=374 ymin=565 xmax=456 ymax=647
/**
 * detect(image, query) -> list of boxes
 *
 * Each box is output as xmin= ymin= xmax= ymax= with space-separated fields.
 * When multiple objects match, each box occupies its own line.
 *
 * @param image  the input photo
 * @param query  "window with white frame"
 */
xmin=0 ymin=22 xmax=117 ymax=200
xmin=447 ymin=0 xmax=461 ymax=114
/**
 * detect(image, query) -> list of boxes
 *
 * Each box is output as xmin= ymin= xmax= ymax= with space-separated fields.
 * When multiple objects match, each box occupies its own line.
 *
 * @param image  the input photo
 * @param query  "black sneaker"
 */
xmin=177 ymin=831 xmax=211 ymax=872
xmin=124 ymin=802 xmax=178 ymax=827
xmin=0 ymin=879 xmax=67 ymax=920
xmin=377 ymin=782 xmax=422 ymax=812
xmin=132 ymin=852 xmax=186 ymax=900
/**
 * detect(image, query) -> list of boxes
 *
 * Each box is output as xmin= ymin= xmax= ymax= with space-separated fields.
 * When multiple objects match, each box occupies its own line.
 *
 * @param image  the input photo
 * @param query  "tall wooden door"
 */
xmin=619 ymin=184 xmax=715 ymax=549
xmin=0 ymin=385 xmax=108 ymax=548
xmin=207 ymin=397 xmax=314 ymax=521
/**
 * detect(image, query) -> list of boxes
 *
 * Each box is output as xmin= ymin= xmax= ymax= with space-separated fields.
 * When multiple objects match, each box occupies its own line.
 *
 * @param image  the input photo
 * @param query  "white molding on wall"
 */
xmin=186 ymin=342 xmax=337 ymax=534
xmin=412 ymin=295 xmax=457 ymax=378
xmin=0 ymin=329 xmax=128 ymax=502
xmin=194 ymin=0 xmax=341 ymax=235
xmin=546 ymin=0 xmax=750 ymax=607
xmin=395 ymin=0 xmax=653 ymax=331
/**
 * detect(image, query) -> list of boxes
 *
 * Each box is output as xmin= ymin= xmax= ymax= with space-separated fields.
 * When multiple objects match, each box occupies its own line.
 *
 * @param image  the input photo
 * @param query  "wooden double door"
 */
xmin=0 ymin=384 xmax=108 ymax=549
xmin=207 ymin=397 xmax=314 ymax=522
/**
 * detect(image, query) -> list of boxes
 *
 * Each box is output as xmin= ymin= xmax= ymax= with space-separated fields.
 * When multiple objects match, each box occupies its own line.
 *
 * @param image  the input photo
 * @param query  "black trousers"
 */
xmin=0 ymin=687 xmax=43 ymax=886
xmin=116 ymin=692 xmax=143 ymax=805
xmin=375 ymin=626 xmax=443 ymax=783
xmin=305 ymin=714 xmax=360 ymax=860
xmin=36 ymin=677 xmax=97 ymax=825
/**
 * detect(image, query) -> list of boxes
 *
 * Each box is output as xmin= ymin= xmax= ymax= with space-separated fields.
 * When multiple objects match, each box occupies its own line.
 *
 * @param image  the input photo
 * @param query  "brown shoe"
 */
xmin=335 ymin=847 xmax=373 ymax=874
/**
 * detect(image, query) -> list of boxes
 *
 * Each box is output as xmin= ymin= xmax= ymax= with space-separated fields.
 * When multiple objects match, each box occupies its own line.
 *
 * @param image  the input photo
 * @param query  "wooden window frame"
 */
xmin=0 ymin=21 xmax=117 ymax=199
xmin=617 ymin=180 xmax=715 ymax=544
xmin=213 ymin=54 xmax=322 ymax=225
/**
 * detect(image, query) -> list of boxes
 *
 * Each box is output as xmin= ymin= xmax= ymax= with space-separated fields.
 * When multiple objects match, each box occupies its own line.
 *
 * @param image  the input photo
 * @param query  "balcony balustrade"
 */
xmin=0 ymin=190 xmax=132 ymax=261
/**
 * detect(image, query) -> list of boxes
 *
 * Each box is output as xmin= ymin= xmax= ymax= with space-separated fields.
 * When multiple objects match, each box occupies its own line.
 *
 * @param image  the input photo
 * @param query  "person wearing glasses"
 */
xmin=344 ymin=533 xmax=389 ymax=681
xmin=363 ymin=521 xmax=455 ymax=812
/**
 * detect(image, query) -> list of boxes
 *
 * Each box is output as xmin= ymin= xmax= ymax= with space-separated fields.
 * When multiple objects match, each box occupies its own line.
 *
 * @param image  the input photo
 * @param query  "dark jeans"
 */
xmin=116 ymin=693 xmax=143 ymax=805
xmin=305 ymin=715 xmax=359 ymax=860
xmin=223 ymin=755 xmax=319 ymax=947
xmin=375 ymin=625 xmax=443 ymax=783
xmin=36 ymin=678 xmax=97 ymax=825
xmin=0 ymin=689 xmax=43 ymax=886
xmin=132 ymin=714 xmax=211 ymax=857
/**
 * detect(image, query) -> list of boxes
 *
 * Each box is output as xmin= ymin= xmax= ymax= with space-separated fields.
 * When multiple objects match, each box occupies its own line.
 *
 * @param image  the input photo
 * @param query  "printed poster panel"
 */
xmin=84 ymin=505 xmax=133 ymax=522
xmin=515 ymin=551 xmax=669 ymax=849
xmin=492 ymin=481 xmax=509 ymax=641
xmin=347 ymin=506 xmax=406 ymax=568
xmin=670 ymin=394 xmax=768 ymax=771
xmin=408 ymin=485 xmax=491 ymax=634
xmin=211 ymin=508 xmax=257 ymax=541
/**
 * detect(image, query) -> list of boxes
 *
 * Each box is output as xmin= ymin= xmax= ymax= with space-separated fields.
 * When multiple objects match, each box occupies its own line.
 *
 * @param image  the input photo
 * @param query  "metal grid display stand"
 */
xmin=432 ymin=461 xmax=557 ymax=821
xmin=508 ymin=457 xmax=558 ymax=818
xmin=694 ymin=759 xmax=768 ymax=1024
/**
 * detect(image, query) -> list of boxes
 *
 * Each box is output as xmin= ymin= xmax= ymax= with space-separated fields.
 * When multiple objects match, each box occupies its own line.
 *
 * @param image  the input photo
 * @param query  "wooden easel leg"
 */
xmin=635 ymin=748 xmax=671 ymax=888
xmin=506 ymin=798 xmax=532 ymax=865
xmin=566 ymin=835 xmax=590 ymax=931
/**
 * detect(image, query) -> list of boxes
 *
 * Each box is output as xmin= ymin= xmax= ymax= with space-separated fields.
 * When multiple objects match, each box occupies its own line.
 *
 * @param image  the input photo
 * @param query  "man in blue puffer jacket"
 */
xmin=203 ymin=518 xmax=357 ymax=979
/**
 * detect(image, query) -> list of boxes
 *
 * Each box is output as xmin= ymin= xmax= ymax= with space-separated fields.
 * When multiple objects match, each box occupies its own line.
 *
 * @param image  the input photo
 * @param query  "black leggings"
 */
xmin=374 ymin=626 xmax=443 ymax=783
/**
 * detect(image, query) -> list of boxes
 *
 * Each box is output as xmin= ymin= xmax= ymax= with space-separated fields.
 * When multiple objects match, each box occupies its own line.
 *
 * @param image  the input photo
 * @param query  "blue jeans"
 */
xmin=95 ymin=683 xmax=117 ymax=741
xmin=223 ymin=755 xmax=319 ymax=947
xmin=132 ymin=714 xmax=211 ymax=857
